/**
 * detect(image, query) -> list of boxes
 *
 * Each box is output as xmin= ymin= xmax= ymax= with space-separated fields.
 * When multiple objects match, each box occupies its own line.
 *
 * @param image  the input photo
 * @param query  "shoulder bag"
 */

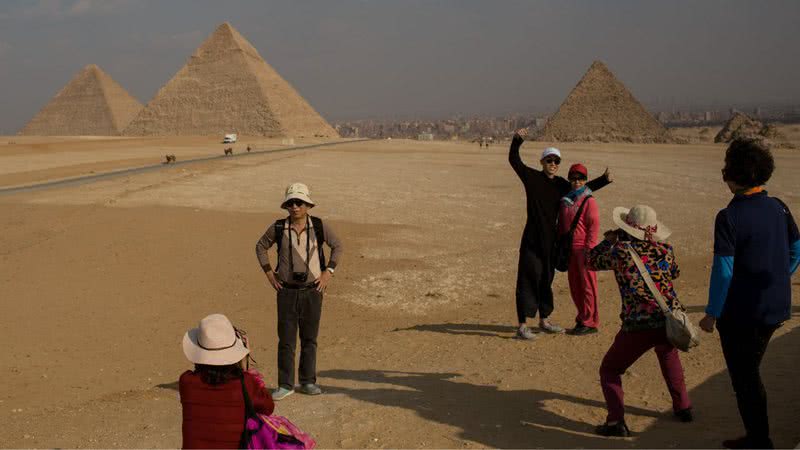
xmin=626 ymin=246 xmax=699 ymax=352
xmin=554 ymin=196 xmax=591 ymax=272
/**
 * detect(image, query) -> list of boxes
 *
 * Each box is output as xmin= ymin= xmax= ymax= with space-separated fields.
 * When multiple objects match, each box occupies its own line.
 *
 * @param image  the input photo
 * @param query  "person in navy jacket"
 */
xmin=700 ymin=137 xmax=800 ymax=450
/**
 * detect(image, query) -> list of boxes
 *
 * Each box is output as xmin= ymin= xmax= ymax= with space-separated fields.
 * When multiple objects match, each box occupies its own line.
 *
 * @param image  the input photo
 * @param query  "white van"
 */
xmin=222 ymin=133 xmax=237 ymax=144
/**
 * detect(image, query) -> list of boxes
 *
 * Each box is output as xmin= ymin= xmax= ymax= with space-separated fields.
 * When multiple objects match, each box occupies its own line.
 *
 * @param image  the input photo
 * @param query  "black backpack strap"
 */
xmin=568 ymin=196 xmax=592 ymax=235
xmin=273 ymin=219 xmax=286 ymax=271
xmin=239 ymin=375 xmax=260 ymax=448
xmin=310 ymin=216 xmax=327 ymax=270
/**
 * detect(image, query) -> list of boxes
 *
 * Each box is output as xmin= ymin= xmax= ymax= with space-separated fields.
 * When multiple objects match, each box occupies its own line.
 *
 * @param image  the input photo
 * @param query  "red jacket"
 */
xmin=179 ymin=369 xmax=275 ymax=449
xmin=558 ymin=194 xmax=599 ymax=249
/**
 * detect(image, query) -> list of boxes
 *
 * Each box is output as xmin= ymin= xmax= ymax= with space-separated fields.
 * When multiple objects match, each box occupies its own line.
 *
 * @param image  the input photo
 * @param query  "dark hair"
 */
xmin=723 ymin=138 xmax=774 ymax=188
xmin=194 ymin=362 xmax=243 ymax=385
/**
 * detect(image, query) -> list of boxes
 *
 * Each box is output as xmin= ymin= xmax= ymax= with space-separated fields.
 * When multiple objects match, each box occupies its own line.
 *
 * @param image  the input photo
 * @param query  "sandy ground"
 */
xmin=0 ymin=132 xmax=799 ymax=448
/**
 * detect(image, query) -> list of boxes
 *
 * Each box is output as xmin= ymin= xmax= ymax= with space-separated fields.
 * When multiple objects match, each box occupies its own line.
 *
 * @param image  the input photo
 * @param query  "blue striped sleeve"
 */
xmin=790 ymin=239 xmax=800 ymax=275
xmin=707 ymin=255 xmax=734 ymax=318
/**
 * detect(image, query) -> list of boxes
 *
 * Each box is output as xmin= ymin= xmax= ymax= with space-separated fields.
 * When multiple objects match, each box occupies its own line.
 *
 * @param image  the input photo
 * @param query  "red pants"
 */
xmin=567 ymin=248 xmax=599 ymax=328
xmin=600 ymin=328 xmax=691 ymax=422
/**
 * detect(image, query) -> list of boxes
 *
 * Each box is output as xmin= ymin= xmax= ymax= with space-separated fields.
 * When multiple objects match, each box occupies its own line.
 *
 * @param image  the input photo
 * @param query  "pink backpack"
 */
xmin=239 ymin=378 xmax=316 ymax=449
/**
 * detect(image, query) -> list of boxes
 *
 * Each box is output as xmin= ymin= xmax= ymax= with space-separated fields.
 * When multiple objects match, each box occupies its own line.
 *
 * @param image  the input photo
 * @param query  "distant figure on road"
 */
xmin=508 ymin=128 xmax=612 ymax=340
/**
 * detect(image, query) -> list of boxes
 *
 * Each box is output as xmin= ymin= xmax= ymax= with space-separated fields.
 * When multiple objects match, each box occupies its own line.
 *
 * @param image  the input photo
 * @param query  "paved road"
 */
xmin=0 ymin=139 xmax=368 ymax=196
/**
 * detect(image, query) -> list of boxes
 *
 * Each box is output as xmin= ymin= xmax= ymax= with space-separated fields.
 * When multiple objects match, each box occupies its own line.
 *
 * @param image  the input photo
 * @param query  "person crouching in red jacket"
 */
xmin=179 ymin=314 xmax=274 ymax=449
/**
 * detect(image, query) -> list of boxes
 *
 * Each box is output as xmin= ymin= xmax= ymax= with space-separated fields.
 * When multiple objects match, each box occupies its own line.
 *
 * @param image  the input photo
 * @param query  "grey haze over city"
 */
xmin=0 ymin=0 xmax=798 ymax=134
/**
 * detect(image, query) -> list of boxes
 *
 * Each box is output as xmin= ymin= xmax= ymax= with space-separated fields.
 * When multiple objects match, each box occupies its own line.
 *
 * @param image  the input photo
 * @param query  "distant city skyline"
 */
xmin=1 ymin=0 xmax=799 ymax=134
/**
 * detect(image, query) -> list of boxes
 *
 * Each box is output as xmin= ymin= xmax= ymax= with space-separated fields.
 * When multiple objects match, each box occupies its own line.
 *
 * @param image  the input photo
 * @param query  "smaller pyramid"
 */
xmin=19 ymin=64 xmax=143 ymax=136
xmin=537 ymin=61 xmax=670 ymax=143
xmin=714 ymin=111 xmax=764 ymax=143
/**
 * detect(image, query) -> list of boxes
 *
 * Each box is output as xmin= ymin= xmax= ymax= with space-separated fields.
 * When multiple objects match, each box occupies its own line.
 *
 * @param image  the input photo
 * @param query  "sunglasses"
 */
xmin=542 ymin=157 xmax=561 ymax=165
xmin=568 ymin=175 xmax=587 ymax=182
xmin=284 ymin=199 xmax=307 ymax=208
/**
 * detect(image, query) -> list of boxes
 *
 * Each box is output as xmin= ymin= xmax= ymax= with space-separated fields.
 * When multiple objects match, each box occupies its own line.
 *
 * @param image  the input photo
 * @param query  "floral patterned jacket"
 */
xmin=587 ymin=238 xmax=684 ymax=331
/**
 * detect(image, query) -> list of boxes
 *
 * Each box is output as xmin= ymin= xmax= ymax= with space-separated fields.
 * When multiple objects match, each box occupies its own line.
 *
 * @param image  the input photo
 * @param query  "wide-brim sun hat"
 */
xmin=612 ymin=204 xmax=672 ymax=242
xmin=281 ymin=182 xmax=315 ymax=209
xmin=182 ymin=314 xmax=249 ymax=366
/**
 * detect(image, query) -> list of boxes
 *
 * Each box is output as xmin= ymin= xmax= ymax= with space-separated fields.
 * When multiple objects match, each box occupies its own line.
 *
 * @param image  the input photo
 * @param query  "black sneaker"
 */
xmin=595 ymin=421 xmax=631 ymax=437
xmin=569 ymin=324 xmax=599 ymax=336
xmin=674 ymin=408 xmax=693 ymax=423
xmin=722 ymin=436 xmax=774 ymax=449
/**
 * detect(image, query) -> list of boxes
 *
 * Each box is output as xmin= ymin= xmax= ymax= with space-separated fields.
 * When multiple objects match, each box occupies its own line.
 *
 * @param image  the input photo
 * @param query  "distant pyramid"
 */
xmin=537 ymin=61 xmax=670 ymax=143
xmin=714 ymin=111 xmax=764 ymax=143
xmin=124 ymin=22 xmax=337 ymax=137
xmin=19 ymin=64 xmax=143 ymax=136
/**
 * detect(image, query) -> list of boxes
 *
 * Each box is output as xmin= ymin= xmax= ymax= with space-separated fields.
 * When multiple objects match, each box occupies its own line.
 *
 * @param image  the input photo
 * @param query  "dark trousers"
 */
xmin=515 ymin=245 xmax=555 ymax=323
xmin=600 ymin=327 xmax=691 ymax=422
xmin=277 ymin=287 xmax=322 ymax=389
xmin=717 ymin=319 xmax=779 ymax=444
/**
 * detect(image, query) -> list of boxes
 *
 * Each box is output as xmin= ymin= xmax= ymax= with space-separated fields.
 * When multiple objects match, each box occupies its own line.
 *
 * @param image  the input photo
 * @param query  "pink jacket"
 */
xmin=558 ymin=194 xmax=599 ymax=249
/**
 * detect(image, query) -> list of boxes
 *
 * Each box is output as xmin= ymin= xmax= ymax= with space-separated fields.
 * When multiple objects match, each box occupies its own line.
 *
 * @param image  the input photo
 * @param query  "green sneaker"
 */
xmin=297 ymin=383 xmax=323 ymax=395
xmin=271 ymin=387 xmax=294 ymax=401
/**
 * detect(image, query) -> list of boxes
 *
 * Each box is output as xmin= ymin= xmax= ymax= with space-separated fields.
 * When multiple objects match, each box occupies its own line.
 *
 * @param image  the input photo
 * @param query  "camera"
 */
xmin=292 ymin=272 xmax=308 ymax=283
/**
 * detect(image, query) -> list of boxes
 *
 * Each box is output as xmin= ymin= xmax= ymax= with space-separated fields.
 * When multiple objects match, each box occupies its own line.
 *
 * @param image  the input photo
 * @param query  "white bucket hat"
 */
xmin=281 ymin=182 xmax=315 ymax=209
xmin=541 ymin=147 xmax=561 ymax=160
xmin=612 ymin=205 xmax=672 ymax=242
xmin=182 ymin=314 xmax=249 ymax=366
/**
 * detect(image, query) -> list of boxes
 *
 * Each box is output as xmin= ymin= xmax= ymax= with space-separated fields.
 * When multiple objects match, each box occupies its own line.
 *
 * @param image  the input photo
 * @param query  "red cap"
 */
xmin=568 ymin=163 xmax=588 ymax=178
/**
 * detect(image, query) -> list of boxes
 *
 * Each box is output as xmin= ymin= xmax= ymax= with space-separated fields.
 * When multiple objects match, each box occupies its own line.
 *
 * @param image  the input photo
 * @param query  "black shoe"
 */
xmin=722 ymin=436 xmax=774 ymax=449
xmin=595 ymin=421 xmax=631 ymax=437
xmin=674 ymin=408 xmax=693 ymax=422
xmin=568 ymin=324 xmax=599 ymax=336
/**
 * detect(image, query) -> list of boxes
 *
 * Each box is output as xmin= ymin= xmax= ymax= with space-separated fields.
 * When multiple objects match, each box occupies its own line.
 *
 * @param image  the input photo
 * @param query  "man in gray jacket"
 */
xmin=256 ymin=182 xmax=343 ymax=400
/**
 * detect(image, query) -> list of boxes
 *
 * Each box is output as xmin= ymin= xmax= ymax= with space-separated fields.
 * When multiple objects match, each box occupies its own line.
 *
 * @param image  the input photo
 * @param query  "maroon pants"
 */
xmin=567 ymin=248 xmax=599 ymax=328
xmin=600 ymin=327 xmax=691 ymax=422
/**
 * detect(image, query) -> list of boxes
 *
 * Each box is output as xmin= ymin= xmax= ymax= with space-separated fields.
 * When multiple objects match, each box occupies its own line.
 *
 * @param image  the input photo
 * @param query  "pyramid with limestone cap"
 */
xmin=537 ymin=61 xmax=670 ymax=143
xmin=124 ymin=22 xmax=337 ymax=137
xmin=19 ymin=64 xmax=143 ymax=136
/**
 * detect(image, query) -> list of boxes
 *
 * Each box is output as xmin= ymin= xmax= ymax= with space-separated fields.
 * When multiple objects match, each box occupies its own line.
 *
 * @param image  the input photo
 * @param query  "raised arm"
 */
xmin=586 ymin=167 xmax=613 ymax=192
xmin=587 ymin=233 xmax=618 ymax=271
xmin=508 ymin=128 xmax=531 ymax=179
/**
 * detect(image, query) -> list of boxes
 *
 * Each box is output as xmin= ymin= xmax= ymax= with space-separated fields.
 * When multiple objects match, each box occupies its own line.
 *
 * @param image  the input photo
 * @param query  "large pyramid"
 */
xmin=19 ymin=64 xmax=143 ymax=136
xmin=124 ymin=23 xmax=337 ymax=137
xmin=537 ymin=61 xmax=670 ymax=143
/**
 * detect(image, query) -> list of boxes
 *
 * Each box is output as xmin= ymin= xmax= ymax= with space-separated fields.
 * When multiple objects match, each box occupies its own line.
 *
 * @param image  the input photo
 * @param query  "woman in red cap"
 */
xmin=558 ymin=163 xmax=601 ymax=335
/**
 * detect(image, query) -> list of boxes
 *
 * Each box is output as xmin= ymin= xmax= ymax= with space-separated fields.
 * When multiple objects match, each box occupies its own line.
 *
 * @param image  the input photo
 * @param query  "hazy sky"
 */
xmin=1 ymin=0 xmax=798 ymax=134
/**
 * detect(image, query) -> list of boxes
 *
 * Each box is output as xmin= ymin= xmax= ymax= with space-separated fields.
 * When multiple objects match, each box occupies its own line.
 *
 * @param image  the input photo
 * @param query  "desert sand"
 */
xmin=0 ymin=132 xmax=798 ymax=448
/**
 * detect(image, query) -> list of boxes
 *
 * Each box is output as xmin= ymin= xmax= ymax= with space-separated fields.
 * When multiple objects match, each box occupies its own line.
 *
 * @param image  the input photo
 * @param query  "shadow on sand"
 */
xmin=392 ymin=323 xmax=517 ymax=339
xmin=637 ymin=323 xmax=799 ymax=448
xmin=327 ymin=321 xmax=800 ymax=448
xmin=320 ymin=368 xmax=662 ymax=448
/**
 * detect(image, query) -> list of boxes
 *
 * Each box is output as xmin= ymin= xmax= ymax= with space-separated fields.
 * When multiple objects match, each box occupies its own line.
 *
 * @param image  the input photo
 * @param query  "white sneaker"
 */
xmin=271 ymin=387 xmax=294 ymax=401
xmin=515 ymin=325 xmax=537 ymax=340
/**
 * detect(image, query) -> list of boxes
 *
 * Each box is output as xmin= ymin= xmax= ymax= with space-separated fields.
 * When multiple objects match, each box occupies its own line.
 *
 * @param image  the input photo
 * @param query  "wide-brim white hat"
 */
xmin=612 ymin=205 xmax=672 ymax=241
xmin=182 ymin=314 xmax=249 ymax=366
xmin=281 ymin=182 xmax=315 ymax=209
